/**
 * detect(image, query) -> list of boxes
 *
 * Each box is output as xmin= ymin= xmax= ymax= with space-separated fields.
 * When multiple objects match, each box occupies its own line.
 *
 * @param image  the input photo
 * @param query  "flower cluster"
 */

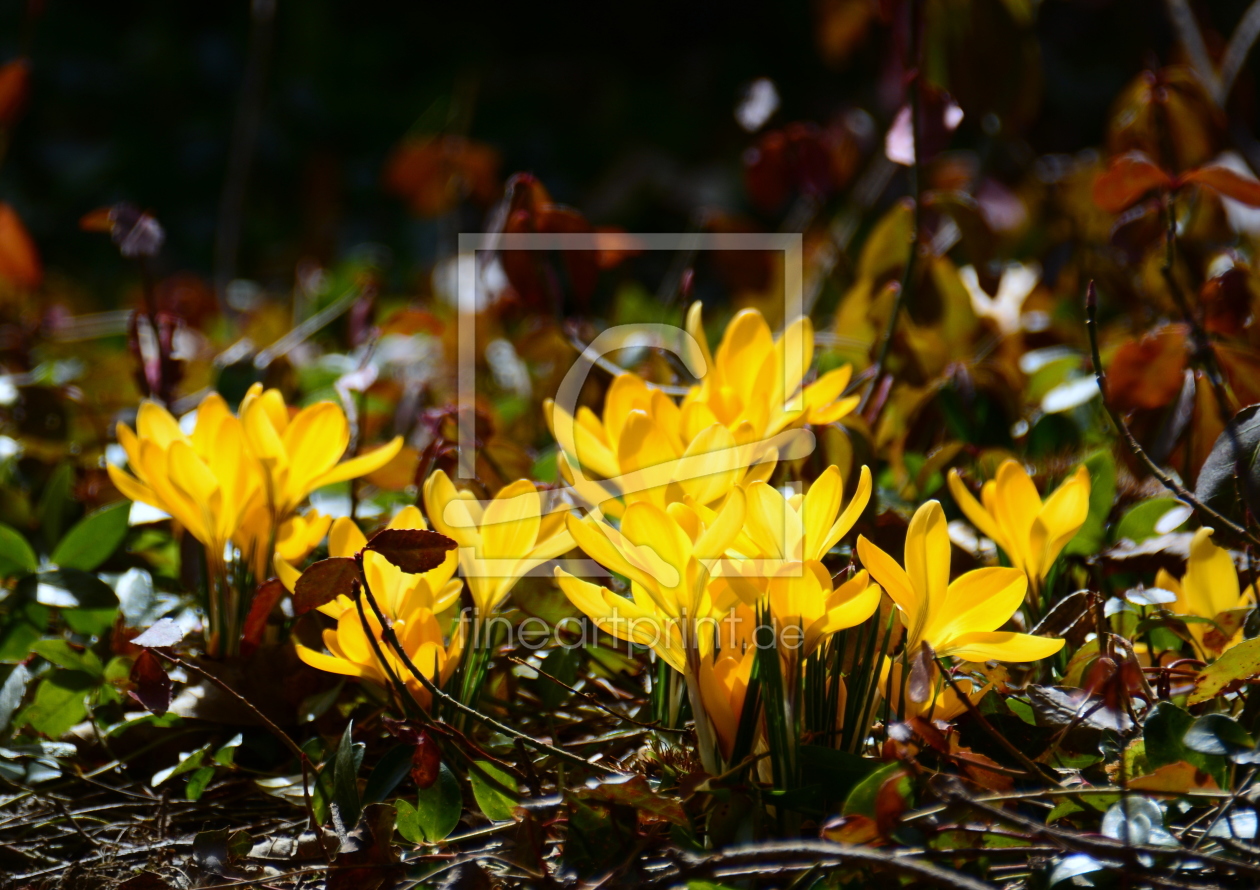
xmin=109 ymin=384 xmax=401 ymax=656
xmin=553 ymin=305 xmax=1073 ymax=767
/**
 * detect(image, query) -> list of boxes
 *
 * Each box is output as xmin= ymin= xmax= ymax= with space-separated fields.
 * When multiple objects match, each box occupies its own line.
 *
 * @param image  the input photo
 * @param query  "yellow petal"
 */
xmin=481 ymin=479 xmax=542 ymax=560
xmin=314 ymin=436 xmax=405 ymax=490
xmin=136 ymin=401 xmax=185 ymax=448
xmin=329 ymin=516 xmax=368 ymax=558
xmin=1029 ymin=464 xmax=1092 ymax=579
xmin=990 ymin=461 xmax=1039 ymax=574
xmin=947 ymin=469 xmax=1004 ymax=549
xmin=933 ymin=566 xmax=1027 ymax=645
xmin=940 ymin=630 xmax=1064 ymax=662
xmin=857 ymin=534 xmax=917 ymax=619
xmin=1184 ymin=527 xmax=1241 ymax=620
xmin=903 ymin=500 xmax=950 ymax=643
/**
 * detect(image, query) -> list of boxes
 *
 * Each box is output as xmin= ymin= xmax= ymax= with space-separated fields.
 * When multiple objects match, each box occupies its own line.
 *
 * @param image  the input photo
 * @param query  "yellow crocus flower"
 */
xmin=947 ymin=460 xmax=1091 ymax=594
xmin=698 ymin=636 xmax=755 ymax=761
xmin=857 ymin=500 xmax=1063 ymax=663
xmin=681 ymin=302 xmax=859 ymax=439
xmin=740 ymin=464 xmax=871 ymax=562
xmin=544 ymin=303 xmax=857 ymax=513
xmin=423 ymin=470 xmax=574 ymax=616
xmin=238 ymin=383 xmax=404 ymax=522
xmin=765 ymin=563 xmax=882 ymax=660
xmin=271 ymin=509 xmax=334 ymax=568
xmin=1156 ymin=527 xmax=1255 ymax=657
xmin=109 ymin=393 xmax=263 ymax=561
xmin=277 ymin=506 xmax=463 ymax=622
xmin=556 ymin=492 xmax=747 ymax=771
xmin=295 ymin=602 xmax=463 ymax=711
xmin=555 ymin=492 xmax=747 ymax=663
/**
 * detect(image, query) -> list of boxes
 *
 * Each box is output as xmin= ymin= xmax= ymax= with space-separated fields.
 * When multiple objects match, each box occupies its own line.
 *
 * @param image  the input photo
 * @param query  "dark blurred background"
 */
xmin=1 ymin=0 xmax=1250 ymax=302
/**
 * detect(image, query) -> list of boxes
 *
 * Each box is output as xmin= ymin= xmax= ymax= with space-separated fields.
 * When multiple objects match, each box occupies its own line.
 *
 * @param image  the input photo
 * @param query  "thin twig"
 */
xmin=149 ymin=650 xmax=318 ymax=832
xmin=860 ymin=0 xmax=924 ymax=415
xmin=1085 ymin=281 xmax=1260 ymax=546
xmin=644 ymin=840 xmax=996 ymax=890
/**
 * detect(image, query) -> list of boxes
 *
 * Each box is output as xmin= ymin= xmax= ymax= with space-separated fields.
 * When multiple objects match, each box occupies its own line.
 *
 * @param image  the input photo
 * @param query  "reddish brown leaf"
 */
xmin=575 ymin=774 xmax=689 ymax=827
xmin=873 ymin=768 xmax=912 ymax=837
xmin=1213 ymin=343 xmax=1260 ymax=407
xmin=128 ymin=649 xmax=172 ymax=715
xmin=1105 ymin=324 xmax=1188 ymax=412
xmin=410 ymin=730 xmax=441 ymax=790
xmin=294 ymin=557 xmax=360 ymax=615
xmin=1092 ymin=152 xmax=1174 ymax=214
xmin=820 ymin=813 xmax=881 ymax=844
xmin=1200 ymin=267 xmax=1253 ymax=336
xmin=0 ymin=58 xmax=30 ymax=128
xmin=241 ymin=579 xmax=286 ymax=657
xmin=499 ymin=173 xmax=598 ymax=313
xmin=1181 ymin=164 xmax=1260 ymax=207
xmin=365 ymin=528 xmax=456 ymax=575
xmin=382 ymin=136 xmax=500 ymax=218
xmin=0 ymin=203 xmax=41 ymax=289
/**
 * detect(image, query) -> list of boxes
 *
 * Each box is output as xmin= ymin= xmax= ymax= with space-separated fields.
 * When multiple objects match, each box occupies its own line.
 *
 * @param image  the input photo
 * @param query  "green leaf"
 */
xmin=27 ymin=570 xmax=118 ymax=636
xmin=843 ymin=760 xmax=911 ymax=818
xmin=1189 ymin=638 xmax=1260 ymax=704
xmin=469 ymin=760 xmax=517 ymax=822
xmin=797 ymin=744 xmax=879 ymax=804
xmin=363 ymin=743 xmax=413 ymax=805
xmin=51 ymin=501 xmax=130 ymax=571
xmin=332 ymin=722 xmax=365 ymax=830
xmin=186 ymin=765 xmax=215 ymax=801
xmin=0 ymin=601 xmax=50 ymax=663
xmin=32 ymin=639 xmax=103 ymax=676
xmin=37 ymin=463 xmax=75 ymax=551
xmin=395 ymin=762 xmax=462 ymax=844
xmin=152 ymin=746 xmax=209 ymax=786
xmin=0 ymin=523 xmax=37 ymax=576
xmin=0 ymin=664 xmax=32 ymax=734
xmin=1065 ymin=449 xmax=1117 ymax=556
xmin=1112 ymin=498 xmax=1189 ymax=544
xmin=1184 ymin=713 xmax=1255 ymax=757
xmin=1144 ymin=702 xmax=1228 ymax=787
xmin=214 ymin=733 xmax=244 ymax=767
xmin=16 ymin=669 xmax=93 ymax=738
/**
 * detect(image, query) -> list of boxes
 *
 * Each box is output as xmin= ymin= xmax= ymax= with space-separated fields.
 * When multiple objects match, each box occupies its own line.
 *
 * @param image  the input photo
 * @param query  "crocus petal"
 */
xmin=819 ymin=465 xmax=872 ymax=559
xmin=934 ymin=566 xmax=1028 ymax=643
xmin=1184 ymin=527 xmax=1241 ymax=620
xmin=903 ymin=501 xmax=951 ymax=643
xmin=329 ymin=515 xmax=367 ymax=558
xmin=313 ymin=436 xmax=404 ymax=490
xmin=857 ymin=534 xmax=918 ymax=619
xmin=946 ymin=469 xmax=1005 ymax=548
xmin=1029 ymin=464 xmax=1091 ymax=579
xmin=940 ymin=630 xmax=1065 ymax=662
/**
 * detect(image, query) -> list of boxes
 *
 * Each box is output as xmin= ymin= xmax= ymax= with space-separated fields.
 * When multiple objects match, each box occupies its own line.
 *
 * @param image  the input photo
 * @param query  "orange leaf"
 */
xmin=0 ymin=58 xmax=30 ymax=128
xmin=1092 ymin=152 xmax=1174 ymax=214
xmin=1129 ymin=761 xmax=1219 ymax=793
xmin=1106 ymin=324 xmax=1188 ymax=412
xmin=1181 ymin=165 xmax=1260 ymax=207
xmin=820 ymin=813 xmax=882 ymax=844
xmin=0 ymin=203 xmax=41 ymax=289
